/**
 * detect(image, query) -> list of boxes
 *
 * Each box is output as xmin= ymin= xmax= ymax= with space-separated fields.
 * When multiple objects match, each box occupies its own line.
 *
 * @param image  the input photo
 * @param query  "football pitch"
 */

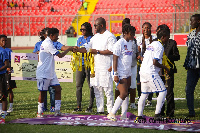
xmin=0 ymin=47 xmax=200 ymax=133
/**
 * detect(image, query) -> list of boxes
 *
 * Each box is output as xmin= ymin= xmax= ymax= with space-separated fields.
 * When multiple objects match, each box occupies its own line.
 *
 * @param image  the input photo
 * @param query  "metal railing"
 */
xmin=0 ymin=12 xmax=199 ymax=37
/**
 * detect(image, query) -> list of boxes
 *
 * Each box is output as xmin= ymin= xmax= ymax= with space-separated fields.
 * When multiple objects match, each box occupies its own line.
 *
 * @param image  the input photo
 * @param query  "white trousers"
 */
xmin=93 ymin=86 xmax=114 ymax=113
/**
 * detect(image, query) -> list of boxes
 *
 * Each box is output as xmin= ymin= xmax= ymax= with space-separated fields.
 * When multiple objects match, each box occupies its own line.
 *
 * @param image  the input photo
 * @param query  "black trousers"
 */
xmin=159 ymin=74 xmax=175 ymax=117
xmin=76 ymin=66 xmax=94 ymax=108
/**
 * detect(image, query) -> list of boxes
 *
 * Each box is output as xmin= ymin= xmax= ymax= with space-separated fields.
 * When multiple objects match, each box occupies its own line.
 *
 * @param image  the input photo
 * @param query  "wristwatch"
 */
xmin=97 ymin=50 xmax=100 ymax=54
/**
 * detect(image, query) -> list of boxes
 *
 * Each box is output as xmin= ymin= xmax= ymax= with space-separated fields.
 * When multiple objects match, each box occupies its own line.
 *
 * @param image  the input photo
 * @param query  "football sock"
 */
xmin=121 ymin=96 xmax=129 ymax=117
xmin=9 ymin=103 xmax=13 ymax=108
xmin=55 ymin=100 xmax=61 ymax=111
xmin=138 ymin=93 xmax=148 ymax=116
xmin=111 ymin=96 xmax=123 ymax=114
xmin=0 ymin=103 xmax=2 ymax=111
xmin=38 ymin=102 xmax=44 ymax=114
xmin=155 ymin=90 xmax=167 ymax=114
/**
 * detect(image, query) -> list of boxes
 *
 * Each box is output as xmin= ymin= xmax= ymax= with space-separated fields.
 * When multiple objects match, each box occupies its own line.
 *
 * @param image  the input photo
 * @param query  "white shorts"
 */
xmin=130 ymin=65 xmax=137 ymax=89
xmin=37 ymin=76 xmax=60 ymax=91
xmin=140 ymin=73 xmax=166 ymax=93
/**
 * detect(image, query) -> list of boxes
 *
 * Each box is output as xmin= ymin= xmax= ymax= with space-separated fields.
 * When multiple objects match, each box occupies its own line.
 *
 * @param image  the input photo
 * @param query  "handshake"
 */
xmin=68 ymin=46 xmax=79 ymax=53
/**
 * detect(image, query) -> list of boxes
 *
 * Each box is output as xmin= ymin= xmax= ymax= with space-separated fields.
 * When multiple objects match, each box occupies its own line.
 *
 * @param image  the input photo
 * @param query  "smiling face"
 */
xmin=190 ymin=16 xmax=199 ymax=29
xmin=142 ymin=23 xmax=151 ymax=37
xmin=0 ymin=37 xmax=7 ymax=48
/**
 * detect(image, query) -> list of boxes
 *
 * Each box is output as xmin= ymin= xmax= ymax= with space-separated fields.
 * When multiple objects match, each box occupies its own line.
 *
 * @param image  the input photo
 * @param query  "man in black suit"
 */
xmin=156 ymin=24 xmax=180 ymax=117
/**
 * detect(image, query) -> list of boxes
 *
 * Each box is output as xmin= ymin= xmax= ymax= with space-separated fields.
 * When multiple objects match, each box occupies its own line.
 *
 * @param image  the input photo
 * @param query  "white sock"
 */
xmin=38 ymin=102 xmax=44 ymax=114
xmin=111 ymin=96 xmax=123 ymax=114
xmin=55 ymin=100 xmax=61 ymax=111
xmin=0 ymin=103 xmax=2 ymax=111
xmin=121 ymin=96 xmax=129 ymax=117
xmin=9 ymin=103 xmax=13 ymax=108
xmin=155 ymin=91 xmax=167 ymax=114
xmin=138 ymin=93 xmax=148 ymax=116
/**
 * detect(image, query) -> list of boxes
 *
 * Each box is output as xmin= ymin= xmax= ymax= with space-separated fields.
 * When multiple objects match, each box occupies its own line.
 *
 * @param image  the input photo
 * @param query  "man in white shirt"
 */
xmin=36 ymin=28 xmax=73 ymax=117
xmin=74 ymin=17 xmax=116 ymax=114
xmin=138 ymin=29 xmax=170 ymax=119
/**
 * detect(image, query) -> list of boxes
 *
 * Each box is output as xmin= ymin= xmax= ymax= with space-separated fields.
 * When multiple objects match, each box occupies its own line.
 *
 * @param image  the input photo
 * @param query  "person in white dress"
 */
xmin=73 ymin=17 xmax=116 ymax=114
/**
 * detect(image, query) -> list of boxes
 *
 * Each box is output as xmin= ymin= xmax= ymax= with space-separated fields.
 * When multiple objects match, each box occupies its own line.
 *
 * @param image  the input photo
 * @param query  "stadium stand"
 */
xmin=0 ymin=0 xmax=82 ymax=36
xmin=0 ymin=0 xmax=199 ymax=36
xmin=89 ymin=0 xmax=199 ymax=34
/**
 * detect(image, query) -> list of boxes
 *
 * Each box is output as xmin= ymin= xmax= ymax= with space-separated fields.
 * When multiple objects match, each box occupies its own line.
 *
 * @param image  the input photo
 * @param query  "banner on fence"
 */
xmin=11 ymin=53 xmax=73 ymax=82
xmin=174 ymin=34 xmax=187 ymax=46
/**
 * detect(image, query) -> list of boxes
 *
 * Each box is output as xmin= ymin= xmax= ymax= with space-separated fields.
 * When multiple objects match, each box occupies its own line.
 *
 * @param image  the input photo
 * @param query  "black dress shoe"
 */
xmin=160 ymin=113 xmax=165 ymax=116
xmin=186 ymin=114 xmax=195 ymax=118
xmin=85 ymin=107 xmax=92 ymax=113
xmin=73 ymin=108 xmax=82 ymax=112
xmin=166 ymin=114 xmax=174 ymax=118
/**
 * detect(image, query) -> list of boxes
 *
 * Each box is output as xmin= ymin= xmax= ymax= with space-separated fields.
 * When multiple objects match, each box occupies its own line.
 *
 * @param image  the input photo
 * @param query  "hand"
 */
xmin=72 ymin=46 xmax=78 ymax=52
xmin=68 ymin=46 xmax=73 ymax=51
xmin=7 ymin=68 xmax=11 ymax=72
xmin=137 ymin=55 xmax=141 ymax=60
xmin=140 ymin=56 xmax=143 ymax=61
xmin=108 ymin=67 xmax=112 ymax=72
xmin=114 ymin=76 xmax=119 ymax=83
xmin=165 ymin=67 xmax=170 ymax=74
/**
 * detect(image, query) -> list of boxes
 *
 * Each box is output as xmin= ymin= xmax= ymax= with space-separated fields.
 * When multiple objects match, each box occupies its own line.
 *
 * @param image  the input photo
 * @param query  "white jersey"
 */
xmin=113 ymin=38 xmax=133 ymax=77
xmin=36 ymin=37 xmax=59 ymax=79
xmin=140 ymin=41 xmax=164 ymax=76
xmin=117 ymin=34 xmax=138 ymax=67
xmin=84 ymin=30 xmax=116 ymax=87
xmin=136 ymin=35 xmax=156 ymax=53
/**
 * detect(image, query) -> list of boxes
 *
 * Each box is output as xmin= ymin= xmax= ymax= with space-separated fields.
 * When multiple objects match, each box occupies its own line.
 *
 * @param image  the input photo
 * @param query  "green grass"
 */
xmin=0 ymin=47 xmax=200 ymax=133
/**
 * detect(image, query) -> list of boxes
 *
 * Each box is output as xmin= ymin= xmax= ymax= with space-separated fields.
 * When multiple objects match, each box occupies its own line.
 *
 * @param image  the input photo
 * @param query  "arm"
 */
xmin=33 ymin=42 xmax=40 ymax=54
xmin=0 ymin=59 xmax=9 ymax=71
xmin=136 ymin=43 xmax=141 ymax=59
xmin=153 ymin=59 xmax=169 ymax=74
xmin=60 ymin=45 xmax=71 ymax=51
xmin=75 ymin=47 xmax=87 ymax=53
xmin=141 ymin=35 xmax=146 ymax=56
xmin=90 ymin=49 xmax=113 ymax=55
xmin=56 ymin=47 xmax=73 ymax=58
xmin=113 ymin=55 xmax=119 ymax=83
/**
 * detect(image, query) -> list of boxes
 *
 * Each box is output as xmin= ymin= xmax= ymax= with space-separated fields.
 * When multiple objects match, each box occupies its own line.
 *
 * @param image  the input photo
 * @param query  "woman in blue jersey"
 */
xmin=73 ymin=22 xmax=95 ymax=113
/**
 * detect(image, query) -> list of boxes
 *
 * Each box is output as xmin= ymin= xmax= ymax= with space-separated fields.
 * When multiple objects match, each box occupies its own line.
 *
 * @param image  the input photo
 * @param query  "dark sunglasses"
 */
xmin=94 ymin=24 xmax=101 ymax=27
xmin=80 ymin=29 xmax=87 ymax=32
